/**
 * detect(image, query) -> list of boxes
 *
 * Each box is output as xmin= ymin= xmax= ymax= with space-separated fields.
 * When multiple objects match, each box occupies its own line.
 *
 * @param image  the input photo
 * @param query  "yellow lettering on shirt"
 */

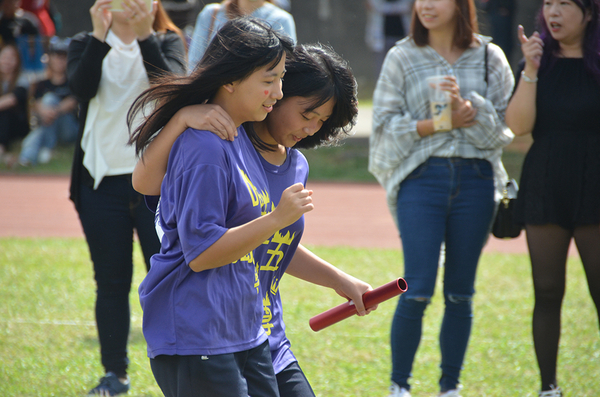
xmin=233 ymin=250 xmax=260 ymax=294
xmin=239 ymin=168 xmax=270 ymax=215
xmin=260 ymin=230 xmax=296 ymax=272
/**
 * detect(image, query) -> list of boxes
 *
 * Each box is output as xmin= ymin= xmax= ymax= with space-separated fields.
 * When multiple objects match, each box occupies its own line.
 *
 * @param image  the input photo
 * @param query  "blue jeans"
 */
xmin=19 ymin=93 xmax=78 ymax=165
xmin=391 ymin=157 xmax=495 ymax=392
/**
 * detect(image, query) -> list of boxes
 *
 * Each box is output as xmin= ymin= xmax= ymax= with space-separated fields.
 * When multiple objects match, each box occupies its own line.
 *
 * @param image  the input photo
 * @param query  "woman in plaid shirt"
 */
xmin=369 ymin=0 xmax=514 ymax=396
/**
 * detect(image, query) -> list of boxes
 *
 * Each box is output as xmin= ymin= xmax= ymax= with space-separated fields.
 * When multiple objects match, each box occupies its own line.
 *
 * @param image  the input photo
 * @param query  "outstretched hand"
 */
xmin=518 ymin=25 xmax=543 ymax=72
xmin=333 ymin=275 xmax=376 ymax=316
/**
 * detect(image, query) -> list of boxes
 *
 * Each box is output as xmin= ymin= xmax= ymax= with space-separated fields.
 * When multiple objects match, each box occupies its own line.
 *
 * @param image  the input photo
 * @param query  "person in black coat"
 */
xmin=66 ymin=0 xmax=186 ymax=395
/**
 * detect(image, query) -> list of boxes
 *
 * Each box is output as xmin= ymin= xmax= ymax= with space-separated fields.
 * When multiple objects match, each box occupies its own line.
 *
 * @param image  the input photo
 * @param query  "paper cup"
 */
xmin=426 ymin=75 xmax=452 ymax=132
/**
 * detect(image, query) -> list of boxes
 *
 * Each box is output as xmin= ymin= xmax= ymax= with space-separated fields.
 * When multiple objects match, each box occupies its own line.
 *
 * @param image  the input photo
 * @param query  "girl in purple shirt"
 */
xmin=128 ymin=17 xmax=313 ymax=397
xmin=131 ymin=43 xmax=375 ymax=396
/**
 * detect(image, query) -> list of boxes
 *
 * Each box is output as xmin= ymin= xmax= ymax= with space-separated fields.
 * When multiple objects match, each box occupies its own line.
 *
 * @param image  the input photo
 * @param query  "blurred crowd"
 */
xmin=0 ymin=0 xmax=75 ymax=165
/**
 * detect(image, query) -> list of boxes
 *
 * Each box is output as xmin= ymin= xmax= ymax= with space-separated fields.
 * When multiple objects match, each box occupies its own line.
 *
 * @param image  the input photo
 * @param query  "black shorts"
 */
xmin=150 ymin=340 xmax=278 ymax=397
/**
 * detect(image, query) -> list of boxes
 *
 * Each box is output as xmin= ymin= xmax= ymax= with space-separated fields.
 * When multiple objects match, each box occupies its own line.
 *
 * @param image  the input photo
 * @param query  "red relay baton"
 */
xmin=309 ymin=278 xmax=408 ymax=332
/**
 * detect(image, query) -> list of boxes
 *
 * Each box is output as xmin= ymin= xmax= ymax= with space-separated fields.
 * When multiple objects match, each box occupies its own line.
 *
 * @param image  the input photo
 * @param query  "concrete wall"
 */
xmin=51 ymin=0 xmax=542 ymax=98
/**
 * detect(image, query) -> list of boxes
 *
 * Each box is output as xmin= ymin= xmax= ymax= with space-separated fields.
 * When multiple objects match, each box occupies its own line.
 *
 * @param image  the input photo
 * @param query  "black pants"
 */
xmin=150 ymin=340 xmax=280 ymax=397
xmin=77 ymin=175 xmax=160 ymax=377
xmin=276 ymin=361 xmax=315 ymax=397
xmin=0 ymin=109 xmax=29 ymax=149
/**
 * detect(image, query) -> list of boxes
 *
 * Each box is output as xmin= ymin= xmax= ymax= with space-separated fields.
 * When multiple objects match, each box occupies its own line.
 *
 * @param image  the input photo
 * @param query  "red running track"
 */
xmin=1 ymin=174 xmax=575 ymax=255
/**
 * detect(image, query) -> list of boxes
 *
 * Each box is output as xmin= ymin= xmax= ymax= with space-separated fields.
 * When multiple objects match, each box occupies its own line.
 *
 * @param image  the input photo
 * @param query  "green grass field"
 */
xmin=0 ymin=238 xmax=598 ymax=396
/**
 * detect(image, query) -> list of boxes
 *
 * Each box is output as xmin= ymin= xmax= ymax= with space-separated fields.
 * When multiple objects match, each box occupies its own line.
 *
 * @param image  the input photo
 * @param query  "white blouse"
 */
xmin=82 ymin=30 xmax=149 ymax=188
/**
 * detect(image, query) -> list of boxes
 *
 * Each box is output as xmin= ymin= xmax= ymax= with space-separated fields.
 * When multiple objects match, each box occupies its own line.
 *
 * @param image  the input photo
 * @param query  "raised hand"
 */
xmin=122 ymin=0 xmax=157 ymax=40
xmin=518 ymin=25 xmax=543 ymax=74
xmin=90 ymin=0 xmax=113 ymax=42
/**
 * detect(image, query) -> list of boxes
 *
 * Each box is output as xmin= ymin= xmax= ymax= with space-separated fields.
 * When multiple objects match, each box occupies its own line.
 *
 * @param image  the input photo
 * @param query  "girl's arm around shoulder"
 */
xmin=285 ymin=244 xmax=374 ymax=316
xmin=67 ymin=32 xmax=111 ymax=101
xmin=132 ymin=104 xmax=236 ymax=195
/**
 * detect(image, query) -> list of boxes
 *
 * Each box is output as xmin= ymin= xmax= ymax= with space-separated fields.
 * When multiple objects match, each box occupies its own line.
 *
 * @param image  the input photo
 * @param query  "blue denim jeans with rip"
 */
xmin=391 ymin=157 xmax=496 ymax=393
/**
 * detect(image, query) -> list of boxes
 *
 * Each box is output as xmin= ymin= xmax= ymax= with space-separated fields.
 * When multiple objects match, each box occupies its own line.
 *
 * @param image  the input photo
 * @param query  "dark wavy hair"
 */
xmin=536 ymin=0 xmax=600 ymax=85
xmin=128 ymin=17 xmax=294 ymax=155
xmin=280 ymin=43 xmax=358 ymax=149
xmin=411 ymin=0 xmax=479 ymax=49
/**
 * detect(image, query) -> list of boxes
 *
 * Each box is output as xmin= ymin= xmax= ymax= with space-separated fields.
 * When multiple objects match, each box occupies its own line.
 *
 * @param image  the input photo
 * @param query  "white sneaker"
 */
xmin=38 ymin=147 xmax=52 ymax=164
xmin=388 ymin=382 xmax=411 ymax=397
xmin=539 ymin=385 xmax=562 ymax=397
xmin=439 ymin=387 xmax=462 ymax=397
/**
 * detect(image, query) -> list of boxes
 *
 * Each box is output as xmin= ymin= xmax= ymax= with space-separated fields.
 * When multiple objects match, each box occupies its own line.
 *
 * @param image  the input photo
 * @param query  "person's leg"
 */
xmin=243 ymin=340 xmax=281 ymax=397
xmin=276 ymin=361 xmax=315 ymax=397
xmin=37 ymin=93 xmax=62 ymax=151
xmin=573 ymin=224 xmax=600 ymax=325
xmin=525 ymin=224 xmax=571 ymax=392
xmin=0 ymin=111 xmax=15 ymax=151
xmin=18 ymin=126 xmax=46 ymax=165
xmin=149 ymin=355 xmax=180 ymax=397
xmin=439 ymin=159 xmax=495 ymax=392
xmin=391 ymin=159 xmax=451 ymax=390
xmin=150 ymin=354 xmax=247 ymax=397
xmin=77 ymin=177 xmax=135 ymax=379
xmin=55 ymin=112 xmax=79 ymax=145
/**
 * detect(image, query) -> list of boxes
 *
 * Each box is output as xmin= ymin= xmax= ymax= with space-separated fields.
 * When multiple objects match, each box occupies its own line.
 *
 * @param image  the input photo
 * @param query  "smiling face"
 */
xmin=260 ymin=96 xmax=336 ymax=148
xmin=543 ymin=0 xmax=591 ymax=47
xmin=415 ymin=0 xmax=458 ymax=33
xmin=224 ymin=55 xmax=287 ymax=126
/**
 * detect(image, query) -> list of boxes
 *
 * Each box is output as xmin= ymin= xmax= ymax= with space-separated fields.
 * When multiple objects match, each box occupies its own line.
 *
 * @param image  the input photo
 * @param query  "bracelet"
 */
xmin=521 ymin=71 xmax=538 ymax=83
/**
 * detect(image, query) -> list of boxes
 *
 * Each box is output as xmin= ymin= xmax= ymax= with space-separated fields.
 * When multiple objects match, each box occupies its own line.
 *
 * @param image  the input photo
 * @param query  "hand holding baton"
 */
xmin=309 ymin=278 xmax=408 ymax=332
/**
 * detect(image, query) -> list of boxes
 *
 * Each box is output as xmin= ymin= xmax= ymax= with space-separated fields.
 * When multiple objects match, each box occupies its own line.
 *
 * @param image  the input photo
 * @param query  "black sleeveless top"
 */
xmin=514 ymin=58 xmax=600 ymax=229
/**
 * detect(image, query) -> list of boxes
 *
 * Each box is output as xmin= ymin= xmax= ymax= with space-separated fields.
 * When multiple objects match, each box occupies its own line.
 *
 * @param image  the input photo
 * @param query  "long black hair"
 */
xmin=128 ymin=17 xmax=294 ymax=155
xmin=537 ymin=0 xmax=600 ymax=85
xmin=280 ymin=43 xmax=358 ymax=149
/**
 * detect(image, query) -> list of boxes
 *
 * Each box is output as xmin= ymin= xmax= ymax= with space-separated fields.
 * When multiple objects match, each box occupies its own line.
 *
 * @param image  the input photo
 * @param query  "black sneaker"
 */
xmin=87 ymin=372 xmax=130 ymax=396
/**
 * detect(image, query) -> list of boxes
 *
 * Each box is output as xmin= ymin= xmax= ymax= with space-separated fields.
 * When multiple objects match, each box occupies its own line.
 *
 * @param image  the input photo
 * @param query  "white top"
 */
xmin=81 ymin=30 xmax=149 ymax=188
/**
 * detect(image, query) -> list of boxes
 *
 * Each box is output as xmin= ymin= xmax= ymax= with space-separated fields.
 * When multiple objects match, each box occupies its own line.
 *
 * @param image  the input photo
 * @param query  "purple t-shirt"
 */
xmin=139 ymin=126 xmax=271 ymax=358
xmin=257 ymin=148 xmax=309 ymax=373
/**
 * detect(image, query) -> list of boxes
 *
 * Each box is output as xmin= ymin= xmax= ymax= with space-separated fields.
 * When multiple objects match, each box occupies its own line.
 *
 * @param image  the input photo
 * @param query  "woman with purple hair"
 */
xmin=505 ymin=1 xmax=600 ymax=396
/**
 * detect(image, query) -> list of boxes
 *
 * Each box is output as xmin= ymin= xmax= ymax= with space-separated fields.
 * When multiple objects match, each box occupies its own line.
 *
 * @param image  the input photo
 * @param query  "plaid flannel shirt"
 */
xmin=369 ymin=35 xmax=515 ymax=226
